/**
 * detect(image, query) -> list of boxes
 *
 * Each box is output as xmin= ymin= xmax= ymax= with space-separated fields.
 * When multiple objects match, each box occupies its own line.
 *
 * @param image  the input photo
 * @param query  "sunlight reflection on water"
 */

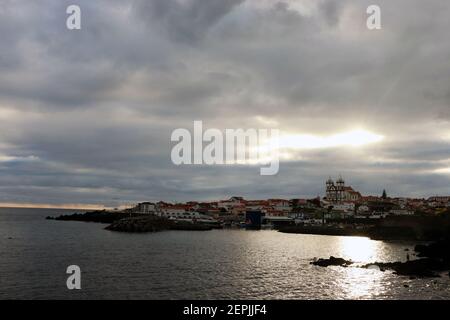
xmin=337 ymin=265 xmax=387 ymax=299
xmin=338 ymin=237 xmax=380 ymax=263
xmin=336 ymin=237 xmax=391 ymax=299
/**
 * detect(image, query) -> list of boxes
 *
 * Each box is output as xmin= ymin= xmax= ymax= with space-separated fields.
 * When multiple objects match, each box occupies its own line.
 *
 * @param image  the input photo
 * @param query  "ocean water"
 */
xmin=0 ymin=207 xmax=449 ymax=300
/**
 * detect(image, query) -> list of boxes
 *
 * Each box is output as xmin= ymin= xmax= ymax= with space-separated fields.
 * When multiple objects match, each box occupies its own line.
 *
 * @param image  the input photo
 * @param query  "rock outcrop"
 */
xmin=362 ymin=259 xmax=446 ymax=278
xmin=312 ymin=239 xmax=450 ymax=278
xmin=310 ymin=256 xmax=353 ymax=267
xmin=46 ymin=210 xmax=127 ymax=224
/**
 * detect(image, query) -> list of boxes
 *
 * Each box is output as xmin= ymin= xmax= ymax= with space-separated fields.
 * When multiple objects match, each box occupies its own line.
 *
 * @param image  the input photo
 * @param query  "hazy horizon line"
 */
xmin=0 ymin=203 xmax=107 ymax=210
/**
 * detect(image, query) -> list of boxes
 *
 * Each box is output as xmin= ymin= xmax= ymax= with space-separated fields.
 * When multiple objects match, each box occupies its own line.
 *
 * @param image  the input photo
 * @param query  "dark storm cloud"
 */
xmin=1 ymin=0 xmax=450 ymax=206
xmin=319 ymin=0 xmax=344 ymax=27
xmin=134 ymin=0 xmax=245 ymax=43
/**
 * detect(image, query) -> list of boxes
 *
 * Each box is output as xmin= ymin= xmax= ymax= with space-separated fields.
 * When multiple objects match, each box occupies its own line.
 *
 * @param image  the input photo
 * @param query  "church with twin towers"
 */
xmin=325 ymin=176 xmax=362 ymax=203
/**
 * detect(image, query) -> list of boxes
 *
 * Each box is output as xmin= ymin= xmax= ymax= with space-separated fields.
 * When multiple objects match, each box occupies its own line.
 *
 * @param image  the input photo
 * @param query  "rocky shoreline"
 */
xmin=47 ymin=210 xmax=214 ymax=232
xmin=279 ymin=223 xmax=448 ymax=241
xmin=46 ymin=210 xmax=128 ymax=224
xmin=105 ymin=216 xmax=213 ymax=232
xmin=311 ymin=240 xmax=450 ymax=278
xmin=105 ymin=216 xmax=173 ymax=232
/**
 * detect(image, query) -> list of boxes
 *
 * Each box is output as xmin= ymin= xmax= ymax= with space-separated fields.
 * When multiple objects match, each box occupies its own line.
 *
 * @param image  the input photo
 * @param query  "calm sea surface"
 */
xmin=0 ymin=207 xmax=449 ymax=300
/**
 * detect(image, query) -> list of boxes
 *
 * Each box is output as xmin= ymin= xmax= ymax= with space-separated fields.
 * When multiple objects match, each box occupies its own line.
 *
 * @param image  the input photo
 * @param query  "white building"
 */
xmin=163 ymin=211 xmax=218 ymax=224
xmin=268 ymin=199 xmax=292 ymax=212
xmin=134 ymin=202 xmax=156 ymax=214
xmin=357 ymin=205 xmax=370 ymax=213
xmin=159 ymin=206 xmax=186 ymax=216
xmin=218 ymin=196 xmax=244 ymax=210
xmin=332 ymin=203 xmax=355 ymax=212
xmin=390 ymin=209 xmax=414 ymax=216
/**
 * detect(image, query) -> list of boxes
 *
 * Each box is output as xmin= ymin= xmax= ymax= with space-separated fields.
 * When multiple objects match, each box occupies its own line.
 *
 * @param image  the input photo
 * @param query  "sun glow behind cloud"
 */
xmin=433 ymin=167 xmax=450 ymax=174
xmin=275 ymin=130 xmax=384 ymax=150
xmin=247 ymin=129 xmax=384 ymax=164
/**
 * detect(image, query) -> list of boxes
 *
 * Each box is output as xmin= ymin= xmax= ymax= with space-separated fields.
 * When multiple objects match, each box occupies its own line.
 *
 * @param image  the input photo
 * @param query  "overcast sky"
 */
xmin=1 ymin=0 xmax=450 ymax=208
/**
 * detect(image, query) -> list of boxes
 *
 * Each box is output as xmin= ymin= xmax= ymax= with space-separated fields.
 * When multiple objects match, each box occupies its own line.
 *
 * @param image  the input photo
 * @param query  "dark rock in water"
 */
xmin=311 ymin=256 xmax=353 ymax=267
xmin=403 ymin=284 xmax=409 ymax=288
xmin=362 ymin=258 xmax=445 ymax=278
xmin=368 ymin=239 xmax=450 ymax=277
xmin=414 ymin=239 xmax=450 ymax=260
xmin=312 ymin=239 xmax=450 ymax=278
xmin=404 ymin=248 xmax=409 ymax=251
xmin=361 ymin=239 xmax=450 ymax=278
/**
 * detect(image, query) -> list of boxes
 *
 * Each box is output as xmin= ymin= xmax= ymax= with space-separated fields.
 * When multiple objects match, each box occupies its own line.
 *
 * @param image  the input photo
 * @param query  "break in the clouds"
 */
xmin=1 ymin=0 xmax=450 ymax=207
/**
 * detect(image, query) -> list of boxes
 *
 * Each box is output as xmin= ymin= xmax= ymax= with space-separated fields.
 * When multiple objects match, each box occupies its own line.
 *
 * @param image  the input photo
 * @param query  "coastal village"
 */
xmin=124 ymin=177 xmax=450 ymax=230
xmin=49 ymin=176 xmax=450 ymax=277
